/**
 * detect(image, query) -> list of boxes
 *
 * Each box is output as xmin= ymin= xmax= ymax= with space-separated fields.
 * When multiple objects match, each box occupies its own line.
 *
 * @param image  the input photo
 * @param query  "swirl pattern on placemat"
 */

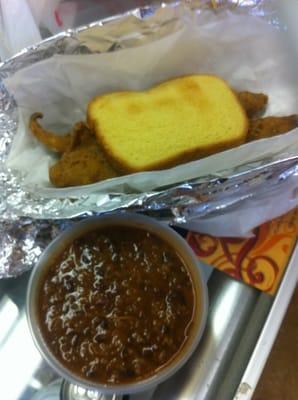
xmin=187 ymin=209 xmax=298 ymax=294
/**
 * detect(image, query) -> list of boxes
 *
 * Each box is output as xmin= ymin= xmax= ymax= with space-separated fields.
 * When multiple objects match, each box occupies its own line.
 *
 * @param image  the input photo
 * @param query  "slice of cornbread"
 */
xmin=87 ymin=75 xmax=248 ymax=173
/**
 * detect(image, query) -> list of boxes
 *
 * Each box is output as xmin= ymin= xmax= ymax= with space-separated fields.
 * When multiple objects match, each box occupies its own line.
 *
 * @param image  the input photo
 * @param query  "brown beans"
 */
xmin=38 ymin=227 xmax=195 ymax=384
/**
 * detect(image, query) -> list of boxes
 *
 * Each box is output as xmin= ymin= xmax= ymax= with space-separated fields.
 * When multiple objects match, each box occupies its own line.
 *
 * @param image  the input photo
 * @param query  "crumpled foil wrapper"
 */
xmin=0 ymin=0 xmax=297 ymax=278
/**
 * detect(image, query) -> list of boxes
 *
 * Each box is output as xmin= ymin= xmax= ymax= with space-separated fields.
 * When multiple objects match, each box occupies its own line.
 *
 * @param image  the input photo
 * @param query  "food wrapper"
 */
xmin=0 ymin=0 xmax=298 ymax=277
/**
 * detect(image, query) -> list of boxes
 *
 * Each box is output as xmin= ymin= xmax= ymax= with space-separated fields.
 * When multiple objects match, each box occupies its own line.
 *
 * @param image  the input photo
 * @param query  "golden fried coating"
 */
xmin=237 ymin=91 xmax=268 ymax=118
xmin=49 ymin=123 xmax=118 ymax=187
xmin=30 ymin=113 xmax=72 ymax=153
xmin=49 ymin=140 xmax=118 ymax=187
xmin=247 ymin=115 xmax=298 ymax=142
xmin=30 ymin=114 xmax=119 ymax=187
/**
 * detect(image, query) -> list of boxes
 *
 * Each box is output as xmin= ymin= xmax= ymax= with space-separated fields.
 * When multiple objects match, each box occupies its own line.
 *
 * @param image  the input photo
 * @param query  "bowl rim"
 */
xmin=26 ymin=212 xmax=209 ymax=395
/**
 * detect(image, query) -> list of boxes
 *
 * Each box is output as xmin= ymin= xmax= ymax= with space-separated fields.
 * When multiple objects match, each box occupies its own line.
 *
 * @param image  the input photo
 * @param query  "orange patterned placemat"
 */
xmin=186 ymin=208 xmax=298 ymax=295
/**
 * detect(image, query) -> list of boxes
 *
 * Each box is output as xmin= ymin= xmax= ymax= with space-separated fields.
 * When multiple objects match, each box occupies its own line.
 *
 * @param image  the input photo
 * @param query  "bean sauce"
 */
xmin=37 ymin=227 xmax=195 ymax=384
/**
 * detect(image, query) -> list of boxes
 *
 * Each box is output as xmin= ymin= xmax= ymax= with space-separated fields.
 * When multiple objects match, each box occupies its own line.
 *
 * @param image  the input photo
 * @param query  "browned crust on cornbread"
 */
xmin=87 ymin=75 xmax=249 ymax=174
xmin=97 ymin=131 xmax=246 ymax=173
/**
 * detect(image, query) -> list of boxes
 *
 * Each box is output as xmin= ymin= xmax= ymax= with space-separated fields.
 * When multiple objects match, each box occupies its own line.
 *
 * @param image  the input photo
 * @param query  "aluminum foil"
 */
xmin=0 ymin=0 xmax=297 ymax=278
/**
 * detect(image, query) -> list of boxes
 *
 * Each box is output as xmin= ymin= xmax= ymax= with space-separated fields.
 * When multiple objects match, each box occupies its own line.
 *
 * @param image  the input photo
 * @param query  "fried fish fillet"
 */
xmin=247 ymin=115 xmax=298 ymax=142
xmin=237 ymin=91 xmax=268 ymax=118
xmin=30 ymin=114 xmax=118 ymax=187
xmin=49 ymin=122 xmax=118 ymax=187
xmin=30 ymin=113 xmax=72 ymax=153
